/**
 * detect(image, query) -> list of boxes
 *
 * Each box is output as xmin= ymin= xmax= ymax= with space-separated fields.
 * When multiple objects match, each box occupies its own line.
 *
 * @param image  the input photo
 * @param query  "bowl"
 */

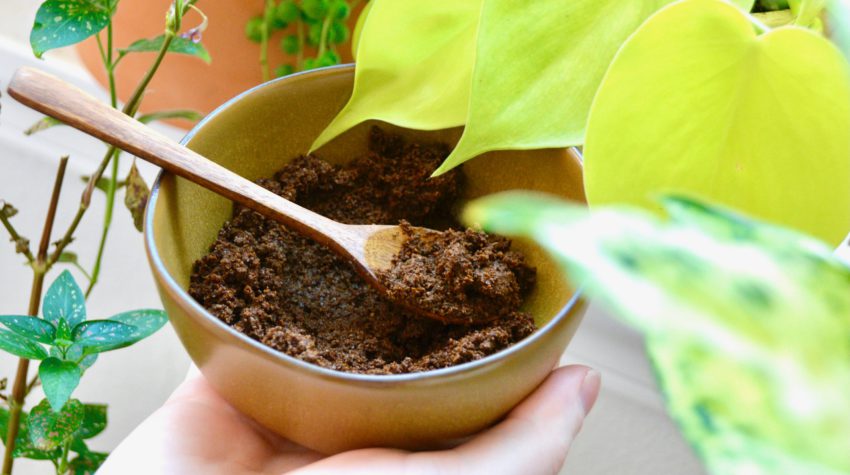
xmin=144 ymin=64 xmax=588 ymax=454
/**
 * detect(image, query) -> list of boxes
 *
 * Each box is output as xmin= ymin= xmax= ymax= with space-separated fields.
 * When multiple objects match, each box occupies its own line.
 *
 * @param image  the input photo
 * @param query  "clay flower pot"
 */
xmin=76 ymin=0 xmax=360 ymax=127
xmin=144 ymin=65 xmax=588 ymax=453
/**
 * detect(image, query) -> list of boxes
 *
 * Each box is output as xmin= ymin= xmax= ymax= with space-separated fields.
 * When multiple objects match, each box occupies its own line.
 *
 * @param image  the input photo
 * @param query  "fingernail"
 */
xmin=579 ymin=369 xmax=601 ymax=414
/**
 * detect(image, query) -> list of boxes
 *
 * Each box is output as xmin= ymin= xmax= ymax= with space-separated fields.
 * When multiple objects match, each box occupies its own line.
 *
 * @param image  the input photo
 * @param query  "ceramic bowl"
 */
xmin=144 ymin=65 xmax=587 ymax=454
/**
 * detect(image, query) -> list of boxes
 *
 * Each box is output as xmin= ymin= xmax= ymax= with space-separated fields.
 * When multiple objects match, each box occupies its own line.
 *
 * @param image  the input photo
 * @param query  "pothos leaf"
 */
xmin=39 ymin=357 xmax=82 ymax=411
xmin=119 ymin=35 xmax=211 ymax=63
xmin=583 ymin=0 xmax=850 ymax=246
xmin=124 ymin=163 xmax=150 ymax=232
xmin=0 ymin=315 xmax=56 ymax=344
xmin=433 ymin=0 xmax=676 ymax=175
xmin=30 ymin=0 xmax=112 ymax=58
xmin=311 ymin=0 xmax=483 ymax=151
xmin=0 ymin=327 xmax=48 ymax=360
xmin=28 ymin=398 xmax=84 ymax=450
xmin=463 ymin=191 xmax=850 ymax=475
xmin=43 ymin=270 xmax=87 ymax=327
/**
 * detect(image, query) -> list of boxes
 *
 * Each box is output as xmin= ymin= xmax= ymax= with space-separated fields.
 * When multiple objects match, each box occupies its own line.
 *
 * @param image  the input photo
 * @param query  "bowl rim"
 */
xmin=143 ymin=64 xmax=584 ymax=385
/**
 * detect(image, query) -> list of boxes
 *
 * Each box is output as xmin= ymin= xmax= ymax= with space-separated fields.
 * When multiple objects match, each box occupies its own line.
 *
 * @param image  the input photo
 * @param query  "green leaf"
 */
xmin=433 ymin=0 xmax=674 ymax=175
xmin=0 ymin=315 xmax=56 ymax=344
xmin=51 ymin=346 xmax=97 ymax=371
xmin=124 ymin=162 xmax=150 ymax=232
xmin=30 ymin=0 xmax=112 ymax=58
xmin=71 ymin=320 xmax=138 ymax=355
xmin=43 ymin=270 xmax=86 ymax=327
xmin=311 ymin=0 xmax=483 ymax=151
xmin=108 ymin=309 xmax=168 ymax=342
xmin=0 ymin=327 xmax=48 ymax=360
xmin=789 ymin=0 xmax=827 ymax=25
xmin=137 ymin=109 xmax=204 ymax=124
xmin=73 ymin=404 xmax=106 ymax=440
xmin=463 ymin=191 xmax=850 ymax=475
xmin=28 ymin=399 xmax=84 ymax=450
xmin=583 ymin=0 xmax=850 ymax=246
xmin=0 ymin=408 xmax=61 ymax=460
xmin=276 ymin=1 xmax=301 ymax=24
xmin=39 ymin=357 xmax=82 ymax=411
xmin=827 ymin=0 xmax=850 ymax=61
xmin=119 ymin=35 xmax=211 ymax=63
xmin=69 ymin=450 xmax=108 ymax=475
xmin=351 ymin=0 xmax=372 ymax=59
xmin=24 ymin=116 xmax=64 ymax=136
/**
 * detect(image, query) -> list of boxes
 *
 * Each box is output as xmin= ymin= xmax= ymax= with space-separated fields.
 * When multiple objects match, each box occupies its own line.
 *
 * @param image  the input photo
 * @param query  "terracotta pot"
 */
xmin=145 ymin=65 xmax=588 ymax=453
xmin=76 ymin=0 xmax=360 ymax=128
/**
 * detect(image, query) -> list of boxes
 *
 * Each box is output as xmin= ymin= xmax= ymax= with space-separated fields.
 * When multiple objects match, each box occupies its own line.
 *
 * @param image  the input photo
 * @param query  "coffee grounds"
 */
xmin=380 ymin=222 xmax=536 ymax=325
xmin=189 ymin=127 xmax=536 ymax=374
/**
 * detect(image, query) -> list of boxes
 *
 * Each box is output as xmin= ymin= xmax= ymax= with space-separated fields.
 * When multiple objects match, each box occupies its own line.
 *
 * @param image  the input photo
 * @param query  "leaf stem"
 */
xmin=2 ymin=156 xmax=69 ymax=475
xmin=317 ymin=10 xmax=333 ymax=58
xmin=55 ymin=439 xmax=71 ymax=474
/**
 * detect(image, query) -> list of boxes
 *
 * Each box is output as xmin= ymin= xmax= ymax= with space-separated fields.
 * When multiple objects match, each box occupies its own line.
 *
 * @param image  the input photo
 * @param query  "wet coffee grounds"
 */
xmin=189 ymin=127 xmax=536 ymax=374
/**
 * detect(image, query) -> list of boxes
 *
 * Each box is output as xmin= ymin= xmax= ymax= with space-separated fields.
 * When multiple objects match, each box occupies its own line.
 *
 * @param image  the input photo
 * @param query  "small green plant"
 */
xmin=1 ymin=0 xmax=211 ymax=473
xmin=0 ymin=271 xmax=166 ymax=473
xmin=463 ymin=192 xmax=850 ymax=475
xmin=245 ymin=0 xmax=366 ymax=81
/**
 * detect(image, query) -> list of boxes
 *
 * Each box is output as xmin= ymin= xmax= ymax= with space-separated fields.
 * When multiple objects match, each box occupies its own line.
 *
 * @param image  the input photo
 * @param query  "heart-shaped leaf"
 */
xmin=583 ymin=0 xmax=850 ymax=246
xmin=107 ymin=309 xmax=168 ymax=342
xmin=463 ymin=191 xmax=850 ymax=475
xmin=74 ymin=404 xmax=107 ymax=440
xmin=43 ymin=270 xmax=86 ymax=327
xmin=28 ymin=399 xmax=84 ymax=450
xmin=433 ymin=0 xmax=676 ymax=175
xmin=0 ymin=315 xmax=56 ymax=344
xmin=311 ymin=0 xmax=482 ymax=151
xmin=39 ymin=357 xmax=82 ymax=411
xmin=0 ymin=328 xmax=48 ymax=360
xmin=30 ymin=0 xmax=113 ymax=58
xmin=118 ymin=35 xmax=211 ymax=63
xmin=71 ymin=320 xmax=138 ymax=355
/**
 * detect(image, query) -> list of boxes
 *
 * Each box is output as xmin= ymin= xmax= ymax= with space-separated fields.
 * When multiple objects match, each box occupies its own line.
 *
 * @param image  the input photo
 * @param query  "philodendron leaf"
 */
xmin=71 ymin=320 xmax=138 ymax=355
xmin=28 ymin=398 xmax=84 ymax=450
xmin=583 ymin=0 xmax=850 ymax=246
xmin=43 ymin=270 xmax=86 ymax=327
xmin=124 ymin=162 xmax=150 ymax=232
xmin=39 ymin=357 xmax=82 ymax=411
xmin=463 ymin=192 xmax=850 ymax=475
xmin=119 ymin=35 xmax=211 ymax=63
xmin=0 ymin=315 xmax=56 ymax=344
xmin=108 ymin=309 xmax=168 ymax=342
xmin=30 ymin=0 xmax=113 ymax=58
xmin=74 ymin=404 xmax=107 ymax=440
xmin=311 ymin=0 xmax=483 ymax=151
xmin=0 ymin=328 xmax=48 ymax=360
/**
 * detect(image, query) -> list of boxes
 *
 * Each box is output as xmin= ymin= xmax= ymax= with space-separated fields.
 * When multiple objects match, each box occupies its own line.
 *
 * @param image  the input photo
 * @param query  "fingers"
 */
xmin=426 ymin=365 xmax=601 ymax=475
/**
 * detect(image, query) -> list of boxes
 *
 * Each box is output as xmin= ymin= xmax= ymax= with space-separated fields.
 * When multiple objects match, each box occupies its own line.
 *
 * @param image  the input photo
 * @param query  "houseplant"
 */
xmin=0 ymin=0 xmax=211 ymax=472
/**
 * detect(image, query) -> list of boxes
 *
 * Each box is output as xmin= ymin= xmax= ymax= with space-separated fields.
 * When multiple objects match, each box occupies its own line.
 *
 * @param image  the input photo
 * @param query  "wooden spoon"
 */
xmin=7 ymin=67 xmax=447 ymax=321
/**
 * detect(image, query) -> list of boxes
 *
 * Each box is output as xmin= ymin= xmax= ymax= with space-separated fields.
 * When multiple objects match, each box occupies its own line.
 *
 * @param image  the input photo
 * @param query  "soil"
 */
xmin=189 ymin=127 xmax=536 ymax=374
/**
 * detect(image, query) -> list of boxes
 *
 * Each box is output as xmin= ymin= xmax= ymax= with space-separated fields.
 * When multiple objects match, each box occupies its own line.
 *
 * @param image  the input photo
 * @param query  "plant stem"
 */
xmin=55 ymin=439 xmax=71 ymax=474
xmin=259 ymin=0 xmax=274 ymax=82
xmin=296 ymin=20 xmax=305 ymax=70
xmin=0 ymin=214 xmax=34 ymax=265
xmin=2 ymin=157 xmax=69 ymax=475
xmin=317 ymin=10 xmax=333 ymax=58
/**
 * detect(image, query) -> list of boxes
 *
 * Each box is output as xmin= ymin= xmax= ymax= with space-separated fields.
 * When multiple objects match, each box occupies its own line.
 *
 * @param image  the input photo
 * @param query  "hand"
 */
xmin=99 ymin=365 xmax=600 ymax=475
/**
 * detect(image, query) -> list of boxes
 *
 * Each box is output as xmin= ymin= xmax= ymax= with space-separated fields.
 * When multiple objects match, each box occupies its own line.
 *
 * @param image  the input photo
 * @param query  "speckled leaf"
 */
xmin=39 ymin=357 xmax=82 ymax=411
xmin=69 ymin=450 xmax=108 ymax=474
xmin=119 ymin=35 xmax=211 ymax=63
xmin=311 ymin=0 xmax=483 ymax=151
xmin=108 ymin=309 xmax=168 ymax=342
xmin=30 ymin=0 xmax=112 ymax=58
xmin=123 ymin=163 xmax=149 ymax=232
xmin=583 ymin=0 xmax=850 ymax=246
xmin=51 ymin=345 xmax=97 ymax=371
xmin=463 ymin=192 xmax=850 ymax=475
xmin=0 ymin=327 xmax=48 ymax=360
xmin=42 ymin=270 xmax=86 ymax=327
xmin=73 ymin=404 xmax=106 ymax=440
xmin=71 ymin=320 xmax=138 ymax=355
xmin=0 ymin=408 xmax=61 ymax=460
xmin=0 ymin=315 xmax=56 ymax=344
xmin=28 ymin=398 xmax=83 ymax=450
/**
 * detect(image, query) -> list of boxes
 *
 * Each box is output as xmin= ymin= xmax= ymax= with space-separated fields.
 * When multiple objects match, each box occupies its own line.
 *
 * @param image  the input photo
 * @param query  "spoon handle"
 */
xmin=7 ymin=67 xmax=346 ymax=248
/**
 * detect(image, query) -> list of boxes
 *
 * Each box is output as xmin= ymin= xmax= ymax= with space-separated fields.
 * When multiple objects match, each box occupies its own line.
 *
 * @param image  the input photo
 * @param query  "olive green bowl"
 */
xmin=144 ymin=65 xmax=587 ymax=454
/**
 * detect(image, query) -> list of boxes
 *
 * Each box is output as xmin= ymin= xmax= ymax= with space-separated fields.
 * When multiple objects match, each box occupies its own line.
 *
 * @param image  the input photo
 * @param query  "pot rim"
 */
xmin=143 ymin=63 xmax=584 ymax=385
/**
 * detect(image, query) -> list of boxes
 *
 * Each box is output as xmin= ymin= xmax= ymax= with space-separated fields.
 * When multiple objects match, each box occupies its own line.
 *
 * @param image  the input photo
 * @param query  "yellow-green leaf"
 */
xmin=351 ymin=0 xmax=373 ymax=59
xmin=584 ymin=0 xmax=850 ymax=246
xmin=311 ymin=0 xmax=482 ymax=151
